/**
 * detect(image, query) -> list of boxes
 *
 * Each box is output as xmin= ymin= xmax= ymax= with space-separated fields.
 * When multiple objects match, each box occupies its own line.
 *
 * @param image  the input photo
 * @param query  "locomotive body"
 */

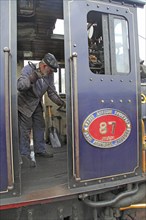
xmin=0 ymin=0 xmax=146 ymax=219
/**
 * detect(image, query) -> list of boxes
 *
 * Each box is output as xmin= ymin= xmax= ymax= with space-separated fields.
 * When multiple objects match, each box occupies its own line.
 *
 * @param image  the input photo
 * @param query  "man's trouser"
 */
xmin=18 ymin=103 xmax=46 ymax=156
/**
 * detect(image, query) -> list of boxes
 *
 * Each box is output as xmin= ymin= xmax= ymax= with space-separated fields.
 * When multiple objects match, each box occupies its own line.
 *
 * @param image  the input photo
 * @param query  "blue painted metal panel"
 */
xmin=65 ymin=0 xmax=141 ymax=183
xmin=0 ymin=55 xmax=8 ymax=191
xmin=0 ymin=0 xmax=19 ymax=195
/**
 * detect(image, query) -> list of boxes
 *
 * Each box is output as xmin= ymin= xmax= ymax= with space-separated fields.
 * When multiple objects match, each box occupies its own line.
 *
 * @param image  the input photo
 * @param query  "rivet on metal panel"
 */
xmin=79 ymin=193 xmax=88 ymax=199
xmin=28 ymin=210 xmax=33 ymax=220
xmin=116 ymin=9 xmax=119 ymax=12
xmin=129 ymin=80 xmax=132 ymax=82
xmin=57 ymin=208 xmax=64 ymax=220
xmin=58 ymin=208 xmax=63 ymax=213
xmin=119 ymin=99 xmax=123 ymax=103
xmin=120 ymin=79 xmax=123 ymax=82
xmin=12 ymin=192 xmax=17 ymax=196
xmin=84 ymin=182 xmax=88 ymax=186
xmin=73 ymin=184 xmax=76 ymax=188
xmin=111 ymin=100 xmax=114 ymax=103
xmin=78 ymin=194 xmax=82 ymax=199
xmin=101 ymin=100 xmax=105 ymax=103
xmin=100 ymin=78 xmax=103 ymax=81
xmin=128 ymin=100 xmax=132 ymax=103
xmin=110 ymin=79 xmax=113 ymax=81
xmin=107 ymin=7 xmax=110 ymax=10
xmin=90 ymin=78 xmax=93 ymax=81
xmin=97 ymin=5 xmax=100 ymax=8
xmin=111 ymin=177 xmax=114 ymax=181
xmin=59 ymin=215 xmax=63 ymax=220
xmin=126 ymin=10 xmax=128 ymax=13
xmin=135 ymin=173 xmax=138 ymax=176
xmin=84 ymin=193 xmax=88 ymax=198
xmin=124 ymin=175 xmax=127 ymax=178
xmin=98 ymin=179 xmax=102 ymax=183
xmin=73 ymin=44 xmax=77 ymax=47
xmin=87 ymin=4 xmax=89 ymax=6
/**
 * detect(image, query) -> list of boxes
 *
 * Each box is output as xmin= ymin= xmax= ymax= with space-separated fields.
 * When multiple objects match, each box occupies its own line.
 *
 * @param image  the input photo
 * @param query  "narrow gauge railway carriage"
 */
xmin=0 ymin=0 xmax=146 ymax=219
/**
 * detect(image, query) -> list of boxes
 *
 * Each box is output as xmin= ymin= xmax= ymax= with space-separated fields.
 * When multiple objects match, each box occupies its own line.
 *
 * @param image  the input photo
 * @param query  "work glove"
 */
xmin=28 ymin=61 xmax=43 ymax=83
xmin=57 ymin=100 xmax=66 ymax=112
xmin=29 ymin=70 xmax=42 ymax=83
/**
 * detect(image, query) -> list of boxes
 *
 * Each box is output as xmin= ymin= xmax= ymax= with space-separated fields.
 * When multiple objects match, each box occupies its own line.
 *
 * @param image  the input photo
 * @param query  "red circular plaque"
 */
xmin=82 ymin=108 xmax=131 ymax=148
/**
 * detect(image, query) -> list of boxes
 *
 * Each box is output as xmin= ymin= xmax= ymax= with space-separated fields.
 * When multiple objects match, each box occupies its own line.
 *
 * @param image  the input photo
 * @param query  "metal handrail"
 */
xmin=3 ymin=47 xmax=14 ymax=190
xmin=71 ymin=52 xmax=80 ymax=180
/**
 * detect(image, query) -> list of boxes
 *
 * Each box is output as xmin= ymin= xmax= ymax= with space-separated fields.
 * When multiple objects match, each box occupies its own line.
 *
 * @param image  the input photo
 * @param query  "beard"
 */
xmin=41 ymin=69 xmax=48 ymax=76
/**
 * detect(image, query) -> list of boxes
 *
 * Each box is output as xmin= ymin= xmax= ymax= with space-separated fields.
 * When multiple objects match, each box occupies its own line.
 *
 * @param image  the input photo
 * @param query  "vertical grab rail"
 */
xmin=71 ymin=52 xmax=80 ymax=180
xmin=3 ymin=47 xmax=14 ymax=190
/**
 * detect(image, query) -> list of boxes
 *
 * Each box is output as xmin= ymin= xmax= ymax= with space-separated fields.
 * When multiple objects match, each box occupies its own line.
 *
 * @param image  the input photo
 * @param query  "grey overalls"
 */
xmin=17 ymin=64 xmax=63 ymax=156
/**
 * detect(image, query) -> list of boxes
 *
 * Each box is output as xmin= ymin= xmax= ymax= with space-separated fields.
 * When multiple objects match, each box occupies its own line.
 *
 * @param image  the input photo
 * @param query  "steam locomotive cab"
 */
xmin=0 ymin=0 xmax=146 ymax=219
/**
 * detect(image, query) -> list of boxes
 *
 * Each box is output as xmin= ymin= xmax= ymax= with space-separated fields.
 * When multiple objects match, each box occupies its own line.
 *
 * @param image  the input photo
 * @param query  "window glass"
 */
xmin=60 ymin=68 xmax=66 ymax=94
xmin=54 ymin=68 xmax=66 ymax=94
xmin=54 ymin=71 xmax=59 ymax=93
xmin=114 ymin=18 xmax=130 ymax=73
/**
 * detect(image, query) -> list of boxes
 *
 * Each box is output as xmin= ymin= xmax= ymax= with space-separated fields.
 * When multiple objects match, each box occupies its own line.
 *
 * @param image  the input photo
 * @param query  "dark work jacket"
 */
xmin=17 ymin=64 xmax=63 ymax=117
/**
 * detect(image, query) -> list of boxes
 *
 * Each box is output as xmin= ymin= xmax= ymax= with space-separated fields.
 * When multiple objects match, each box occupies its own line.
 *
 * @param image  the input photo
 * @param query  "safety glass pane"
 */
xmin=114 ymin=18 xmax=130 ymax=73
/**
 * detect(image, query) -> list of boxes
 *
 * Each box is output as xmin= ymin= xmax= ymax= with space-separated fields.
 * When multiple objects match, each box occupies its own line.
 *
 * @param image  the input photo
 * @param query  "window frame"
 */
xmin=87 ymin=11 xmax=131 ymax=75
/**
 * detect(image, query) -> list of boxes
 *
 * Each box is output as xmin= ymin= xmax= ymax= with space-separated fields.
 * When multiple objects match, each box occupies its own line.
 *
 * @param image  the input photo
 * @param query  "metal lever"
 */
xmin=3 ymin=47 xmax=14 ymax=190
